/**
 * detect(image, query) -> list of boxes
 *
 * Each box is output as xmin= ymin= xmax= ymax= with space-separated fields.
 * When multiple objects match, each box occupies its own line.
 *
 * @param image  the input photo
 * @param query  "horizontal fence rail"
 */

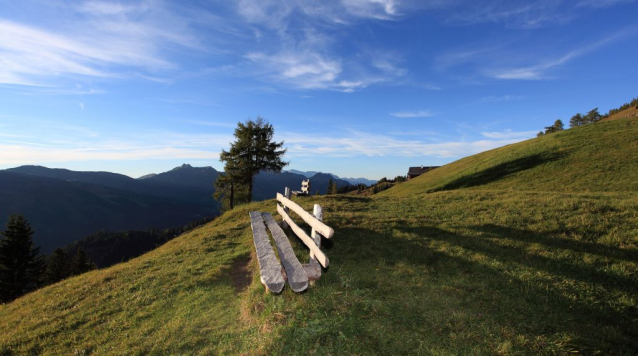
xmin=276 ymin=193 xmax=334 ymax=239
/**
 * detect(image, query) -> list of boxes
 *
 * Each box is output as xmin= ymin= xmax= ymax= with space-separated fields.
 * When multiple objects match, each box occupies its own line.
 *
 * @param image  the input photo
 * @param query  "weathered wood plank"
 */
xmin=282 ymin=187 xmax=291 ymax=230
xmin=249 ymin=211 xmax=285 ymax=293
xmin=309 ymin=204 xmax=322 ymax=259
xmin=262 ymin=213 xmax=308 ymax=293
xmin=277 ymin=204 xmax=329 ymax=268
xmin=277 ymin=193 xmax=334 ymax=239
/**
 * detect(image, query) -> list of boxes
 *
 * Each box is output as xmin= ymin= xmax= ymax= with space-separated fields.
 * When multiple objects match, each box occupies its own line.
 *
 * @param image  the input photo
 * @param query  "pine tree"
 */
xmin=553 ymin=119 xmax=564 ymax=132
xmin=569 ymin=113 xmax=584 ymax=128
xmin=584 ymin=108 xmax=602 ymax=124
xmin=326 ymin=179 xmax=339 ymax=195
xmin=44 ymin=248 xmax=70 ymax=284
xmin=217 ymin=118 xmax=287 ymax=208
xmin=0 ymin=214 xmax=45 ymax=302
xmin=70 ymin=249 xmax=96 ymax=276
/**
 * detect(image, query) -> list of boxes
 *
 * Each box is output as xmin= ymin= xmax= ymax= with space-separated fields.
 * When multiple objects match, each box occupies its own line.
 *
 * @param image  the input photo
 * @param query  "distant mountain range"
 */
xmin=0 ymin=164 xmax=352 ymax=252
xmin=286 ymin=169 xmax=377 ymax=186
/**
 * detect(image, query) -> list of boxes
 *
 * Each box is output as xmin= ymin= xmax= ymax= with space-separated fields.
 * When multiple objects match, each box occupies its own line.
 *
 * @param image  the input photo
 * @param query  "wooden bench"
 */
xmin=249 ymin=187 xmax=334 ymax=293
xmin=292 ymin=179 xmax=310 ymax=196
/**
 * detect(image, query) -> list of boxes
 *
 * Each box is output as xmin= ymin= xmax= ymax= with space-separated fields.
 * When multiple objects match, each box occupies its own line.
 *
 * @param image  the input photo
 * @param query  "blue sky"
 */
xmin=0 ymin=0 xmax=636 ymax=180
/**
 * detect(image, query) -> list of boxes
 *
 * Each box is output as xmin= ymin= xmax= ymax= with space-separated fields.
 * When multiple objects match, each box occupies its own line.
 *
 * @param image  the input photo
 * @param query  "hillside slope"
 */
xmin=385 ymin=116 xmax=638 ymax=197
xmin=0 ymin=171 xmax=212 ymax=252
xmin=1 ymin=117 xmax=637 ymax=354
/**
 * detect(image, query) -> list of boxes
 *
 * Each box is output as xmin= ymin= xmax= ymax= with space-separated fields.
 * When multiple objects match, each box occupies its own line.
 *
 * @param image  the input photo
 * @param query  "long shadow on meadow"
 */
xmin=273 ymin=224 xmax=637 ymax=354
xmin=428 ymin=152 xmax=565 ymax=192
xmin=468 ymin=223 xmax=638 ymax=263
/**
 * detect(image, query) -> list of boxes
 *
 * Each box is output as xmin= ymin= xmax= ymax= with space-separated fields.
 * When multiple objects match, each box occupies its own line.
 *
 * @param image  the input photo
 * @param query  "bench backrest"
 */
xmin=301 ymin=179 xmax=310 ymax=193
xmin=276 ymin=189 xmax=334 ymax=268
xmin=276 ymin=193 xmax=333 ymax=239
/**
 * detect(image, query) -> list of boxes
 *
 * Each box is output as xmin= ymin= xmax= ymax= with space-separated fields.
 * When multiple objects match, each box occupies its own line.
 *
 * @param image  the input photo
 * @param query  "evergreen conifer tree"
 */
xmin=569 ymin=113 xmax=584 ymax=128
xmin=584 ymin=108 xmax=602 ymax=124
xmin=70 ymin=249 xmax=96 ymax=276
xmin=217 ymin=118 xmax=287 ymax=208
xmin=326 ymin=179 xmax=334 ymax=195
xmin=45 ymin=248 xmax=70 ymax=284
xmin=0 ymin=214 xmax=45 ymax=302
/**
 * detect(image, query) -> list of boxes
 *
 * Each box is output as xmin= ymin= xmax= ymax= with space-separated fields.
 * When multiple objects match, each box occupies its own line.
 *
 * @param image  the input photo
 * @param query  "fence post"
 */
xmin=282 ymin=187 xmax=291 ymax=229
xmin=309 ymin=204 xmax=322 ymax=264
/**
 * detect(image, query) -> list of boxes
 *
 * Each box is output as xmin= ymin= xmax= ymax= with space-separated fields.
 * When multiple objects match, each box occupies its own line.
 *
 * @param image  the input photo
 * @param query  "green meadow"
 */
xmin=1 ymin=117 xmax=637 ymax=354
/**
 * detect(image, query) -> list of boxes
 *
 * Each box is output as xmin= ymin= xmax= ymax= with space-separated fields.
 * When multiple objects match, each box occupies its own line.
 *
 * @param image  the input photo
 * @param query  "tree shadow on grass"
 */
xmin=468 ymin=223 xmax=638 ymax=263
xmin=395 ymin=223 xmax=638 ymax=296
xmin=273 ymin=225 xmax=637 ymax=354
xmin=428 ymin=152 xmax=565 ymax=192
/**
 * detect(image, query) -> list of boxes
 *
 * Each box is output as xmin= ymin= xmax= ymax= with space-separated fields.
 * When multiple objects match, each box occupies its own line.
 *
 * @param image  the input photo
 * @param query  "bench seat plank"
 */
xmin=249 ymin=211 xmax=285 ymax=293
xmin=262 ymin=213 xmax=309 ymax=293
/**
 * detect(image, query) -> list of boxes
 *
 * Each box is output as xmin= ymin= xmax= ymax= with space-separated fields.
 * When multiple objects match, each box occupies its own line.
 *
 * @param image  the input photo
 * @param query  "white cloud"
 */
xmin=0 ymin=1 xmax=200 ymax=87
xmin=578 ymin=0 xmax=635 ymax=8
xmin=280 ymin=130 xmax=525 ymax=158
xmin=245 ymin=51 xmax=342 ymax=90
xmin=445 ymin=2 xmax=567 ymax=29
xmin=0 ymin=123 xmax=233 ymax=166
xmin=78 ymin=1 xmax=141 ymax=16
xmin=390 ymin=110 xmax=434 ymax=118
xmin=481 ymin=129 xmax=536 ymax=139
xmin=234 ymin=1 xmax=409 ymax=92
xmin=436 ymin=27 xmax=634 ymax=81
xmin=478 ymin=95 xmax=522 ymax=102
xmin=487 ymin=29 xmax=632 ymax=80
xmin=0 ymin=144 xmax=220 ymax=166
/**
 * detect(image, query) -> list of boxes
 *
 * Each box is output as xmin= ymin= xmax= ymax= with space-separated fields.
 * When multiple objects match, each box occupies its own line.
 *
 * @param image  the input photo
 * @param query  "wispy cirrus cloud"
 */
xmin=445 ymin=1 xmax=568 ymax=29
xmin=442 ymin=0 xmax=635 ymax=29
xmin=487 ymin=28 xmax=633 ymax=80
xmin=477 ymin=95 xmax=522 ymax=103
xmin=280 ymin=129 xmax=526 ymax=158
xmin=234 ymin=1 xmax=410 ymax=92
xmin=0 ymin=128 xmax=232 ymax=167
xmin=390 ymin=110 xmax=434 ymax=118
xmin=481 ymin=129 xmax=536 ymax=140
xmin=436 ymin=27 xmax=635 ymax=81
xmin=0 ymin=1 xmax=201 ymax=88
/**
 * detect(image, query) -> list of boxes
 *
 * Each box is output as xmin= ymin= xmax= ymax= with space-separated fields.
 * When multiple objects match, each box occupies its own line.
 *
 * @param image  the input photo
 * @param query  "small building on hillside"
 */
xmin=407 ymin=166 xmax=439 ymax=180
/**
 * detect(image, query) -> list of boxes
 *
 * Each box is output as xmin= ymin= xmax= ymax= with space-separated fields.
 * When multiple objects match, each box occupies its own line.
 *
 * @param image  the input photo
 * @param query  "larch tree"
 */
xmin=217 ymin=118 xmax=287 ymax=209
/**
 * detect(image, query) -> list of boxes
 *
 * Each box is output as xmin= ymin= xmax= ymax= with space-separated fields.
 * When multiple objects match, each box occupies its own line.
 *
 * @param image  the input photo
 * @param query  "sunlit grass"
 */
xmin=1 ymin=117 xmax=637 ymax=354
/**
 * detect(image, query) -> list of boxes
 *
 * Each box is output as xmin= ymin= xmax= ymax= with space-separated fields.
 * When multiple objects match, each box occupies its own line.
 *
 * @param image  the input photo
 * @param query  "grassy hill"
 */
xmin=385 ymin=116 xmax=638 ymax=196
xmin=1 ymin=117 xmax=637 ymax=354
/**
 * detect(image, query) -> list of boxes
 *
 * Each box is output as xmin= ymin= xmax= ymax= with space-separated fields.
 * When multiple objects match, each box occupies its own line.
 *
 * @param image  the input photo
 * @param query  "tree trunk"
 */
xmin=229 ymin=181 xmax=234 ymax=210
xmin=248 ymin=179 xmax=253 ymax=203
